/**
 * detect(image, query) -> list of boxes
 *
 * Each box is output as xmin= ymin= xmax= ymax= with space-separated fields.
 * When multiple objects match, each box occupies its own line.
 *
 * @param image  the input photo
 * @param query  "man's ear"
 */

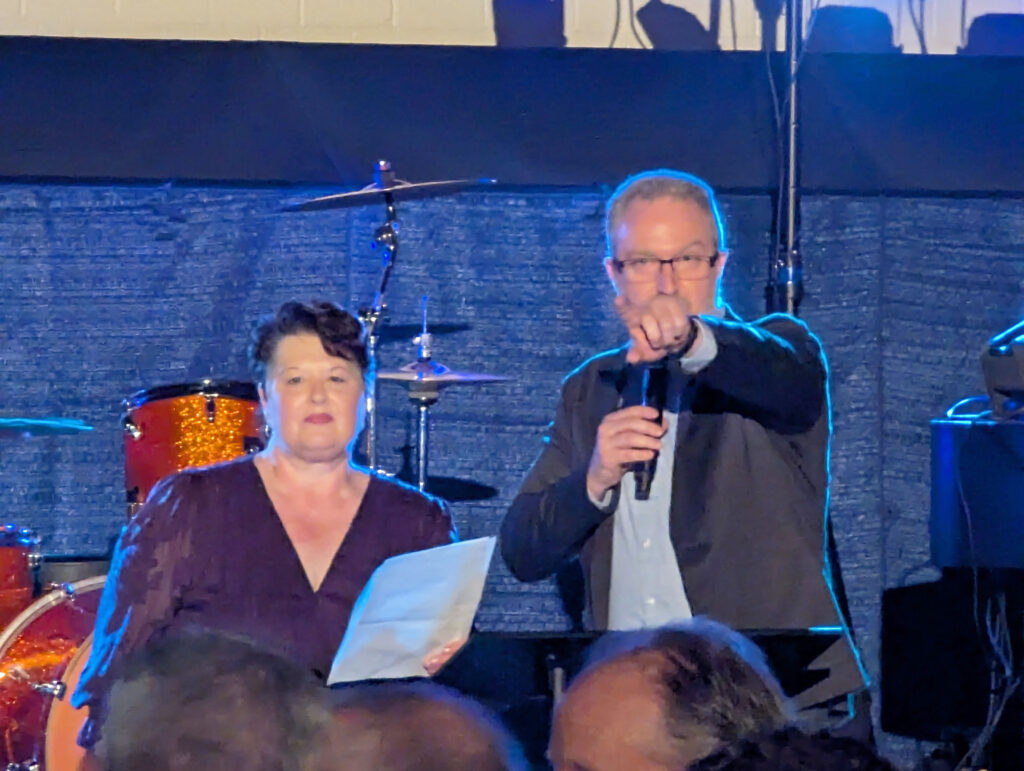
xmin=715 ymin=250 xmax=729 ymax=275
xmin=604 ymin=258 xmax=620 ymax=292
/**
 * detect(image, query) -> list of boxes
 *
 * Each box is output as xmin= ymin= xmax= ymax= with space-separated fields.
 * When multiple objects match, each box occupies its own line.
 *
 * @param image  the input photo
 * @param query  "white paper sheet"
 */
xmin=327 ymin=536 xmax=496 ymax=684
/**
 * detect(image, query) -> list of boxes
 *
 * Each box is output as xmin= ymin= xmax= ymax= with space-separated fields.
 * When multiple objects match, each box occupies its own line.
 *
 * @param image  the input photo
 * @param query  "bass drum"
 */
xmin=0 ymin=575 xmax=104 ymax=771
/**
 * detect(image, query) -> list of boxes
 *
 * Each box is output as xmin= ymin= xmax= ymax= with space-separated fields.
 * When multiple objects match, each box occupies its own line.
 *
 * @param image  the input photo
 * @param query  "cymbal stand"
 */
xmin=410 ymin=295 xmax=437 ymax=492
xmin=358 ymin=160 xmax=400 ymax=471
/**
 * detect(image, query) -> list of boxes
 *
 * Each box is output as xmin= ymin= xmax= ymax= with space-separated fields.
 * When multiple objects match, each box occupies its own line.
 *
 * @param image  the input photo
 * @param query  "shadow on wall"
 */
xmin=637 ymin=0 xmax=720 ymax=50
xmin=959 ymin=14 xmax=1024 ymax=55
xmin=493 ymin=0 xmax=720 ymax=51
xmin=805 ymin=6 xmax=902 ymax=54
xmin=493 ymin=0 xmax=566 ymax=47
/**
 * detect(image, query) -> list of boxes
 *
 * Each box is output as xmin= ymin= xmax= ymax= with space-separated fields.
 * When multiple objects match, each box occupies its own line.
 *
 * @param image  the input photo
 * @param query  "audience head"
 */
xmin=688 ymin=726 xmax=897 ymax=770
xmin=326 ymin=680 xmax=527 ymax=771
xmin=94 ymin=628 xmax=331 ymax=771
xmin=549 ymin=619 xmax=791 ymax=771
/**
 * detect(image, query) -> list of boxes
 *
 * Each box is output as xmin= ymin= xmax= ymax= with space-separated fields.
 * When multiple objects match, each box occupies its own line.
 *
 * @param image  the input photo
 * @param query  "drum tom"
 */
xmin=122 ymin=379 xmax=264 ymax=514
xmin=0 ymin=524 xmax=41 ymax=629
xmin=0 ymin=575 xmax=104 ymax=771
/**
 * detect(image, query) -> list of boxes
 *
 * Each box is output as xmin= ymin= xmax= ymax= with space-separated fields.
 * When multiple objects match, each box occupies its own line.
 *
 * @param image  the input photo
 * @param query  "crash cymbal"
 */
xmin=0 ymin=417 xmax=94 ymax=439
xmin=376 ymin=323 xmax=472 ymax=345
xmin=377 ymin=360 xmax=510 ymax=388
xmin=282 ymin=177 xmax=497 ymax=213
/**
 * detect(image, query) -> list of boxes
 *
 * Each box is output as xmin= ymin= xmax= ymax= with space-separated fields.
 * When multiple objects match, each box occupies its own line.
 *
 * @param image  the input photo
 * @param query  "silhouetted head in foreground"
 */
xmin=550 ymin=619 xmax=791 ymax=771
xmin=95 ymin=628 xmax=331 ymax=771
xmin=689 ymin=725 xmax=897 ymax=770
xmin=326 ymin=680 xmax=527 ymax=771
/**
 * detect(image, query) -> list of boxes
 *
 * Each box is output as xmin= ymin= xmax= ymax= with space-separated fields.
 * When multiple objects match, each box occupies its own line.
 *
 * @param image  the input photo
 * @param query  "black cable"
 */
xmin=951 ymin=411 xmax=1022 ymax=770
xmin=907 ymin=0 xmax=928 ymax=54
xmin=609 ymin=0 xmax=622 ymax=47
xmin=728 ymin=0 xmax=738 ymax=50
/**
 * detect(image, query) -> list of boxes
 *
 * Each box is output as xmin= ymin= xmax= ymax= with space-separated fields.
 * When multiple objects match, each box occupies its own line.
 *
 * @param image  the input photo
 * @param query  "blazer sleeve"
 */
xmin=500 ymin=373 xmax=616 ymax=582
xmin=71 ymin=473 xmax=197 ymax=749
xmin=697 ymin=313 xmax=827 ymax=433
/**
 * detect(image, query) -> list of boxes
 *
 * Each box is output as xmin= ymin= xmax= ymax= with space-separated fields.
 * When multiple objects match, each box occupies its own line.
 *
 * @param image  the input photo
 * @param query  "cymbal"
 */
xmin=282 ymin=177 xmax=497 ymax=213
xmin=376 ymin=323 xmax=472 ymax=345
xmin=377 ymin=360 xmax=510 ymax=388
xmin=0 ymin=417 xmax=94 ymax=439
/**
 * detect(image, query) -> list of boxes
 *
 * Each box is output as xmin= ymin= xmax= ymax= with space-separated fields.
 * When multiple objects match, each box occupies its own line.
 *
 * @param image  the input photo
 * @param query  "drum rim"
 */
xmin=0 ymin=574 xmax=107 ymax=659
xmin=123 ymin=380 xmax=259 ymax=410
xmin=44 ymin=632 xmax=95 ymax=768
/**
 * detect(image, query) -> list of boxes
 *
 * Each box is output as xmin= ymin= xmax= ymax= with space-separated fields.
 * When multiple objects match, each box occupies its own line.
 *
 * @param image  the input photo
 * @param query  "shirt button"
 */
xmin=642 ymin=539 xmax=652 ymax=549
xmin=645 ymin=598 xmax=656 ymax=606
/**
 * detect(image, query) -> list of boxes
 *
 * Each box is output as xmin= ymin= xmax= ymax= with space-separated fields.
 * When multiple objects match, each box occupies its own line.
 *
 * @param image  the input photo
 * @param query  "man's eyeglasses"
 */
xmin=610 ymin=253 xmax=720 ymax=282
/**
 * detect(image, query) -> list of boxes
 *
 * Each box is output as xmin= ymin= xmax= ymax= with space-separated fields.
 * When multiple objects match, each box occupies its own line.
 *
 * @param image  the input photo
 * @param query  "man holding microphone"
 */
xmin=501 ymin=169 xmax=865 ymax=711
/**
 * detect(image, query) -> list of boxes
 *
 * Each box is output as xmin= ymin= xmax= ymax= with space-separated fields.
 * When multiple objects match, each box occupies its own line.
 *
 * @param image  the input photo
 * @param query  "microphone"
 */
xmin=634 ymin=360 xmax=669 ymax=501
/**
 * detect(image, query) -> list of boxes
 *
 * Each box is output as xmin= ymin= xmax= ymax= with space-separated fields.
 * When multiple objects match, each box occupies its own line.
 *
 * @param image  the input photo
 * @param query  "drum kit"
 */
xmin=0 ymin=161 xmax=505 ymax=770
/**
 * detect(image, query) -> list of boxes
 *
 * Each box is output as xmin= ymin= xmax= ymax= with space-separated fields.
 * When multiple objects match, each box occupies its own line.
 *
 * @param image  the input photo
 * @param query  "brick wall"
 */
xmin=2 ymin=181 xmax=1023 ymax=768
xmin=0 ymin=0 xmax=1020 ymax=54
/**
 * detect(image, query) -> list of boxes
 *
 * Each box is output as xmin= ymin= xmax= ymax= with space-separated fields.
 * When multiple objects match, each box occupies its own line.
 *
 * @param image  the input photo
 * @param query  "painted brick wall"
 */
xmin=0 ymin=0 xmax=1020 ymax=54
xmin=2 ymin=181 xmax=1022 ymax=766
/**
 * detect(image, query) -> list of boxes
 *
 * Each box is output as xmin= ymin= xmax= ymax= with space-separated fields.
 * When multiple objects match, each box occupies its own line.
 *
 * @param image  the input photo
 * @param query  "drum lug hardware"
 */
xmin=58 ymin=582 xmax=76 ymax=600
xmin=32 ymin=680 xmax=66 ymax=699
xmin=205 ymin=396 xmax=217 ymax=423
xmin=7 ymin=764 xmax=41 ymax=771
xmin=122 ymin=415 xmax=142 ymax=440
xmin=19 ymin=527 xmax=42 ymax=569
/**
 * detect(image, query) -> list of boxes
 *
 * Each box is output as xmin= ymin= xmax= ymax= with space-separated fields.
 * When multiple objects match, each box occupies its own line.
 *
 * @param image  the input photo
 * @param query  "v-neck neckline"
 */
xmin=247 ymin=457 xmax=375 ymax=596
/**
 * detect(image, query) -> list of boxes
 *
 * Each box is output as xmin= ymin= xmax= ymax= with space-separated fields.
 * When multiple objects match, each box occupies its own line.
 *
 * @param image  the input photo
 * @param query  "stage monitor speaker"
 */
xmin=881 ymin=575 xmax=991 ymax=740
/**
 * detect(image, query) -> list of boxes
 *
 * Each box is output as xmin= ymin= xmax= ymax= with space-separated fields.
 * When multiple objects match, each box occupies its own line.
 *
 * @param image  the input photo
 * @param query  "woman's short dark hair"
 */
xmin=249 ymin=300 xmax=367 ymax=386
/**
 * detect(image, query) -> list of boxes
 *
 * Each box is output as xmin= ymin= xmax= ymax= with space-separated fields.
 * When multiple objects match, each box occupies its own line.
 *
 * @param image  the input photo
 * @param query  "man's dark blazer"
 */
xmin=500 ymin=310 xmax=866 ymax=706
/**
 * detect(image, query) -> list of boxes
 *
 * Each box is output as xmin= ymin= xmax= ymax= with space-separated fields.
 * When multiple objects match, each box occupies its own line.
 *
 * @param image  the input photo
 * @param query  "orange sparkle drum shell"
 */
xmin=0 ymin=526 xmax=40 ymax=629
xmin=0 ymin=575 xmax=104 ymax=770
xmin=123 ymin=380 xmax=264 ymax=509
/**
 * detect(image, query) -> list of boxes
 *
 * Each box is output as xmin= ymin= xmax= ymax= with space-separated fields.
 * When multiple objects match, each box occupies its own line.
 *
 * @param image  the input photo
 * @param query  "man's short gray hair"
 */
xmin=584 ymin=619 xmax=791 ymax=764
xmin=605 ymin=169 xmax=727 ymax=257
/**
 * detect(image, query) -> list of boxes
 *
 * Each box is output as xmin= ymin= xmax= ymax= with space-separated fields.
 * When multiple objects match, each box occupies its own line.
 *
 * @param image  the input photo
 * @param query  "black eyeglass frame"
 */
xmin=610 ymin=252 xmax=721 ymax=275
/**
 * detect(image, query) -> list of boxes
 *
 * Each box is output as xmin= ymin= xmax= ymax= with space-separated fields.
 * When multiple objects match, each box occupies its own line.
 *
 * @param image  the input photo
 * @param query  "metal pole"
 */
xmin=785 ymin=0 xmax=800 ymax=259
xmin=416 ymin=400 xmax=429 ymax=492
xmin=364 ymin=324 xmax=380 ymax=469
xmin=767 ymin=0 xmax=804 ymax=316
xmin=361 ymin=161 xmax=400 ymax=470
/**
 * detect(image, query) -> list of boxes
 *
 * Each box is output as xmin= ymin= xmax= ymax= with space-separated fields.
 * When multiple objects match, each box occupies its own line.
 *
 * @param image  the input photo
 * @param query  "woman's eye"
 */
xmin=286 ymin=376 xmax=302 ymax=385
xmin=329 ymin=376 xmax=346 ymax=384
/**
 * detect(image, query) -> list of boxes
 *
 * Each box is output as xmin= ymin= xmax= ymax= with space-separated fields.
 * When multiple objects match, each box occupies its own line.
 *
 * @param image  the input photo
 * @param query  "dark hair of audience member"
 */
xmin=688 ymin=726 xmax=898 ymax=770
xmin=94 ymin=628 xmax=332 ymax=771
xmin=249 ymin=299 xmax=368 ymax=386
xmin=586 ymin=618 xmax=792 ymax=759
xmin=325 ymin=680 xmax=528 ymax=771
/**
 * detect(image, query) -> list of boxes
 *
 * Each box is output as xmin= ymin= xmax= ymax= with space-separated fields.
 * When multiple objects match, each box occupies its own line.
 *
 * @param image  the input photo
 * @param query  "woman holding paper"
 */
xmin=72 ymin=300 xmax=457 ymax=749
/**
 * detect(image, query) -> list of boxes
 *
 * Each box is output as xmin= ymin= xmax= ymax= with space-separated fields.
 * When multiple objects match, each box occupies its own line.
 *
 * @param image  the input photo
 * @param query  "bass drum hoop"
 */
xmin=45 ymin=632 xmax=97 ymax=771
xmin=0 ymin=574 xmax=106 ymax=657
xmin=122 ymin=380 xmax=259 ymax=412
xmin=0 ymin=574 xmax=105 ymax=771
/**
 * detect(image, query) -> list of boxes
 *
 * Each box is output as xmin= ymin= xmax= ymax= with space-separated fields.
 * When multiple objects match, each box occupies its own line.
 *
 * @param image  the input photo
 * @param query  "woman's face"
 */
xmin=259 ymin=333 xmax=365 ymax=463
